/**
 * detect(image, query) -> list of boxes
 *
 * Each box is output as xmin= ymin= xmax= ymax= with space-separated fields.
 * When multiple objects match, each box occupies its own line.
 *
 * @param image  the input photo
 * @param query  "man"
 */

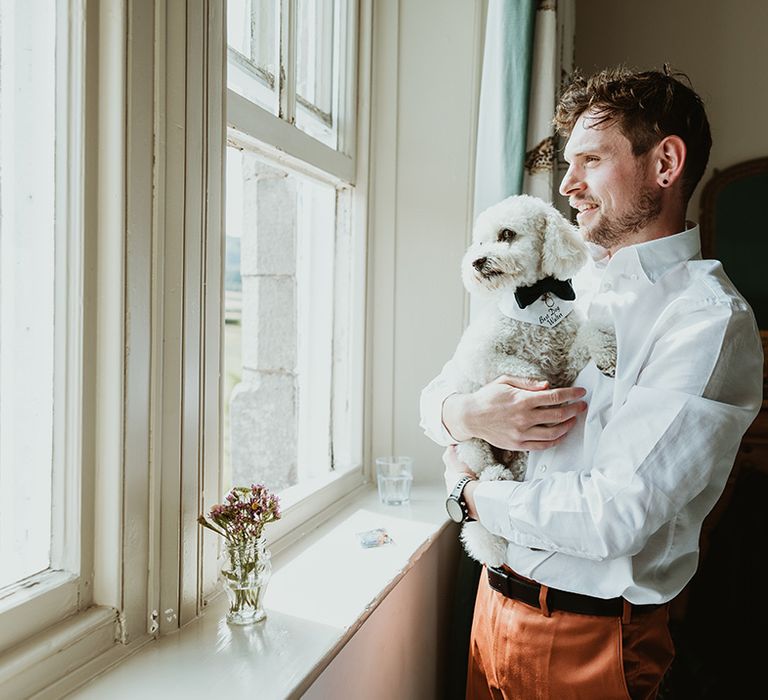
xmin=420 ymin=67 xmax=763 ymax=699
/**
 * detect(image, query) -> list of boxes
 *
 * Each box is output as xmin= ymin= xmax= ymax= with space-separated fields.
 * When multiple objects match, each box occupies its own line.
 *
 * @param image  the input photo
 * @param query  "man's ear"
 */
xmin=541 ymin=211 xmax=587 ymax=279
xmin=656 ymin=135 xmax=686 ymax=188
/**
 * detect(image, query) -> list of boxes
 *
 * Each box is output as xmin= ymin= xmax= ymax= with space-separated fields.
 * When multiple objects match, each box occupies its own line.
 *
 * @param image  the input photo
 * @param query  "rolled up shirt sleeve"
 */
xmin=472 ymin=301 xmax=763 ymax=561
xmin=419 ymin=359 xmax=463 ymax=446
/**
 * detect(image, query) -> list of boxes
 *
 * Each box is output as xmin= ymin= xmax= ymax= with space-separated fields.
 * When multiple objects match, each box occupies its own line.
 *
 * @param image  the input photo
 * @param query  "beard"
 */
xmin=582 ymin=185 xmax=662 ymax=249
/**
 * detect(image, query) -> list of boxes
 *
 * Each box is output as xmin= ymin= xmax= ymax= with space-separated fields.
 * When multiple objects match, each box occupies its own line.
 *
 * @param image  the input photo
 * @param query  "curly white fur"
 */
xmin=450 ymin=194 xmax=617 ymax=567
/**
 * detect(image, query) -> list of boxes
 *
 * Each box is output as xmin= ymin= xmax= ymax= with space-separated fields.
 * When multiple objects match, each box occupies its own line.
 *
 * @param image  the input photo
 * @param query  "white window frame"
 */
xmin=0 ymin=1 xmax=373 ymax=695
xmin=0 ymin=1 xmax=129 ymax=696
xmin=223 ymin=0 xmax=372 ymax=553
xmin=0 ymin=0 xmax=222 ymax=694
xmin=0 ymin=0 xmax=91 ymax=653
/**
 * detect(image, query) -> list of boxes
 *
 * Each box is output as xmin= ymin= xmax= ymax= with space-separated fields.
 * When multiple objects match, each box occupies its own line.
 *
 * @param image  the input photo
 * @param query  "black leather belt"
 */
xmin=486 ymin=566 xmax=662 ymax=617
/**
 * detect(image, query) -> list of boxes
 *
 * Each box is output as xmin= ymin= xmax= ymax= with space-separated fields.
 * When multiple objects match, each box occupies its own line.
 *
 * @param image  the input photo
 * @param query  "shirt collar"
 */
xmin=590 ymin=222 xmax=702 ymax=283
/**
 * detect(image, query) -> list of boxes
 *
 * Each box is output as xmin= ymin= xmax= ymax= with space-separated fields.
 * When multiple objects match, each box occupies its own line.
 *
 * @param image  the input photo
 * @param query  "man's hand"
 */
xmin=442 ymin=375 xmax=587 ymax=451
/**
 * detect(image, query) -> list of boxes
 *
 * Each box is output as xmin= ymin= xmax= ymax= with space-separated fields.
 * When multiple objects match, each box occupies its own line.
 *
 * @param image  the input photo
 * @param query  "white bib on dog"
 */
xmin=497 ymin=289 xmax=574 ymax=328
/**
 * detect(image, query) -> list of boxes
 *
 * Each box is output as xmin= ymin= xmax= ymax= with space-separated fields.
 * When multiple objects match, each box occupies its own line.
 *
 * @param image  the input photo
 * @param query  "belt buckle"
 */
xmin=490 ymin=566 xmax=541 ymax=610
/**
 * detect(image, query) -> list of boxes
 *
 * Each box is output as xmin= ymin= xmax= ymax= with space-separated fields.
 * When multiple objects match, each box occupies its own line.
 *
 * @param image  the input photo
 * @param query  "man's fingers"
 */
xmin=524 ymin=416 xmax=578 ymax=442
xmin=518 ymin=435 xmax=567 ymax=451
xmin=525 ymin=386 xmax=587 ymax=408
xmin=497 ymin=375 xmax=550 ymax=390
xmin=533 ymin=401 xmax=587 ymax=425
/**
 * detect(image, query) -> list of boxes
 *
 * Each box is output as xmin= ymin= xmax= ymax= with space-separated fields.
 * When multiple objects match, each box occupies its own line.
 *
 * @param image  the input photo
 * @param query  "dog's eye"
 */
xmin=497 ymin=228 xmax=517 ymax=243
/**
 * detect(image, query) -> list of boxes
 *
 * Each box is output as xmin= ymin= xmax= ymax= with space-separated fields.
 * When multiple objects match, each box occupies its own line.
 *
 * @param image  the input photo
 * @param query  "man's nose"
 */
xmin=559 ymin=165 xmax=584 ymax=197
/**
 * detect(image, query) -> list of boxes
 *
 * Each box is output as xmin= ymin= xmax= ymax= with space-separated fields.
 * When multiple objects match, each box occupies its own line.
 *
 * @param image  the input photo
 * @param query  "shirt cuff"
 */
xmin=440 ymin=394 xmax=463 ymax=444
xmin=473 ymin=479 xmax=523 ymax=539
xmin=419 ymin=383 xmax=462 ymax=446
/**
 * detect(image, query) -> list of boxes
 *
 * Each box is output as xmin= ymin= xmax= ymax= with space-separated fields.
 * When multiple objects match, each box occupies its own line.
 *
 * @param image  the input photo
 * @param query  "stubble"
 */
xmin=583 ymin=185 xmax=662 ymax=249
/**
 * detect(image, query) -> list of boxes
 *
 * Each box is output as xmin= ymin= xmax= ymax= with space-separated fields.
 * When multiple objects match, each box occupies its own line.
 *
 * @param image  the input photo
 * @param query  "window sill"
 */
xmin=68 ymin=482 xmax=452 ymax=699
xmin=0 ymin=605 xmax=121 ymax=699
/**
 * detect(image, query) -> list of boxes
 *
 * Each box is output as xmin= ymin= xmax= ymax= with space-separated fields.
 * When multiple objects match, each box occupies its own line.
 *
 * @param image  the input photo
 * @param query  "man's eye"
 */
xmin=497 ymin=228 xmax=517 ymax=243
xmin=584 ymin=156 xmax=599 ymax=163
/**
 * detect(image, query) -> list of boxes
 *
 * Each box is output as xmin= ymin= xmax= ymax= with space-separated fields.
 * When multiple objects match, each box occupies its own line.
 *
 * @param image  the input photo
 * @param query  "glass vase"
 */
xmin=219 ymin=536 xmax=271 ymax=625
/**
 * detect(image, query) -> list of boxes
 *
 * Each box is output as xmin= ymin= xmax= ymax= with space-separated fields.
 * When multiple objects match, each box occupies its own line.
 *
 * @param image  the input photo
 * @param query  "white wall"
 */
xmin=367 ymin=0 xmax=485 ymax=483
xmin=575 ymin=0 xmax=768 ymax=223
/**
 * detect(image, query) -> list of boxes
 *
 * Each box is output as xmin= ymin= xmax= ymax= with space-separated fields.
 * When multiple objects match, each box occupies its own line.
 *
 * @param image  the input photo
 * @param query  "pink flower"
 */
xmin=198 ymin=484 xmax=282 ymax=545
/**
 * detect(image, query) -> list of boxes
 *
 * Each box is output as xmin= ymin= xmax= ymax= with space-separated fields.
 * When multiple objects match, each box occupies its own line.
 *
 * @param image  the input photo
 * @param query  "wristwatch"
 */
xmin=446 ymin=475 xmax=476 ymax=523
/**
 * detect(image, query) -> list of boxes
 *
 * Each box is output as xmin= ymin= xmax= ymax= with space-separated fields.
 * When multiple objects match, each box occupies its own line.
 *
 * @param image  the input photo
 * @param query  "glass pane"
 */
xmin=296 ymin=0 xmax=334 ymax=113
xmin=228 ymin=0 xmax=278 ymax=114
xmin=295 ymin=0 xmax=339 ymax=147
xmin=223 ymin=144 xmax=340 ymax=497
xmin=223 ymin=147 xmax=244 ymax=493
xmin=0 ymin=0 xmax=56 ymax=589
xmin=295 ymin=176 xmax=335 ymax=481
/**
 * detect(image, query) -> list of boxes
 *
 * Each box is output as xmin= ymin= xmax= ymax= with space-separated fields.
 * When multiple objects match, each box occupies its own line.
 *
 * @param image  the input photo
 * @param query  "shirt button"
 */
xmin=601 ymin=281 xmax=613 ymax=292
xmin=630 ymin=273 xmax=639 ymax=281
xmin=540 ymin=464 xmax=548 ymax=472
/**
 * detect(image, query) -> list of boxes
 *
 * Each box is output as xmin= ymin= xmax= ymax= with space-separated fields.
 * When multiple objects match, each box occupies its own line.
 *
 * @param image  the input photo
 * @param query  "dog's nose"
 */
xmin=473 ymin=257 xmax=487 ymax=271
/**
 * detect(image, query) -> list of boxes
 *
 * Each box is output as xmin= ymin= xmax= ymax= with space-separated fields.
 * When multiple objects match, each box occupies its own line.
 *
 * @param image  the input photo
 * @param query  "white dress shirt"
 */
xmin=419 ymin=224 xmax=763 ymax=603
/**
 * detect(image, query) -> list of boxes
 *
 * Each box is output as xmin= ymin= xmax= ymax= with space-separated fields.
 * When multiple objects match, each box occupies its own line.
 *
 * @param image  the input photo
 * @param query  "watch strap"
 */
xmin=448 ymin=475 xmax=476 ymax=523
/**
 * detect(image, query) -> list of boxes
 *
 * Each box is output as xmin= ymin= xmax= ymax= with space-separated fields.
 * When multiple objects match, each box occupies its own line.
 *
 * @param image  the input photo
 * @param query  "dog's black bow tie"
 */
xmin=514 ymin=277 xmax=575 ymax=309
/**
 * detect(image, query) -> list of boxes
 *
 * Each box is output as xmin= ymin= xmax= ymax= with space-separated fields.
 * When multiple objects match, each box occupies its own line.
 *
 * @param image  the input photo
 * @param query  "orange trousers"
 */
xmin=466 ymin=568 xmax=674 ymax=700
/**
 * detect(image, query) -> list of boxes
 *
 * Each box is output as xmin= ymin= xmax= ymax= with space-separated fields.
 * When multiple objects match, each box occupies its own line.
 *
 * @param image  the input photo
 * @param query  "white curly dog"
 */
xmin=449 ymin=194 xmax=616 ymax=567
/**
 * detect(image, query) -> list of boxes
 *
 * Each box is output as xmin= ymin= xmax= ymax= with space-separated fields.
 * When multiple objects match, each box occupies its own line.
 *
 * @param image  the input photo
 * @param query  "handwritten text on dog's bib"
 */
xmin=498 ymin=291 xmax=574 ymax=328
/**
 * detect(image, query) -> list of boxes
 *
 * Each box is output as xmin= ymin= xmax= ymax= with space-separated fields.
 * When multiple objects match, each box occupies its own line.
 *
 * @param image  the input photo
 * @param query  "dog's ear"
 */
xmin=540 ymin=210 xmax=587 ymax=279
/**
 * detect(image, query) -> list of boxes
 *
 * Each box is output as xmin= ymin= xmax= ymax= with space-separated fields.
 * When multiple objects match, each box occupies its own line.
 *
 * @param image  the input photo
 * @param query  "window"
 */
xmin=0 ymin=1 xmax=371 ymax=693
xmin=0 ymin=0 xmax=57 ymax=591
xmin=0 ymin=0 xmax=86 ymax=653
xmin=228 ymin=0 xmax=278 ymax=113
xmin=295 ymin=0 xmax=340 ymax=147
xmin=224 ymin=0 xmax=367 ymax=522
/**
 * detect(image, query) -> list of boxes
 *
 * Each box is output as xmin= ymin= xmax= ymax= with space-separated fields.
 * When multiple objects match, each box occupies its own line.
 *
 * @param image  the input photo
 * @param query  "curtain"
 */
xmin=474 ymin=1 xmax=575 ymax=217
xmin=473 ymin=0 xmax=537 ymax=216
xmin=522 ymin=0 xmax=575 ymax=211
xmin=446 ymin=4 xmax=576 ymax=698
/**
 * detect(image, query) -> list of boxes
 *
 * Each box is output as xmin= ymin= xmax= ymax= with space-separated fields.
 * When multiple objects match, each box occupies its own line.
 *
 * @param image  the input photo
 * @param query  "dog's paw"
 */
xmin=456 ymin=438 xmax=499 ymax=476
xmin=508 ymin=452 xmax=527 ymax=481
xmin=479 ymin=465 xmax=508 ymax=482
xmin=585 ymin=322 xmax=617 ymax=377
xmin=461 ymin=521 xmax=508 ymax=567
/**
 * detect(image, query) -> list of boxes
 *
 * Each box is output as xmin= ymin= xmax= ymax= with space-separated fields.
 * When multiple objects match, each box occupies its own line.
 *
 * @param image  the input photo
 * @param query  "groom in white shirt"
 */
xmin=420 ymin=66 xmax=763 ymax=700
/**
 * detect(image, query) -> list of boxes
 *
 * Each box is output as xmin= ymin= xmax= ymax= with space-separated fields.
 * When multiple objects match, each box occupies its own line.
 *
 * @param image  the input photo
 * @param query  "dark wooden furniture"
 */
xmin=700 ymin=156 xmax=768 ymax=476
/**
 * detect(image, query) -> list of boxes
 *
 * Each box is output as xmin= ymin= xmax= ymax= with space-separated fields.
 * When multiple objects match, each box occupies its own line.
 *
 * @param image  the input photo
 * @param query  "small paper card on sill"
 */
xmin=356 ymin=527 xmax=394 ymax=548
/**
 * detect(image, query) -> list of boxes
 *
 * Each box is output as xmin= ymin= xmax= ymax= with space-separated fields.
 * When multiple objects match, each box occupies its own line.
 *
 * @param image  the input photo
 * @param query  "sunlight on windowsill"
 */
xmin=71 ymin=483 xmax=452 ymax=700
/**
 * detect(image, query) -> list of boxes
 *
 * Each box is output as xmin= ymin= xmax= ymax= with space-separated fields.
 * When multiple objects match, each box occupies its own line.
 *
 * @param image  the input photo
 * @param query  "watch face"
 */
xmin=446 ymin=497 xmax=464 ymax=523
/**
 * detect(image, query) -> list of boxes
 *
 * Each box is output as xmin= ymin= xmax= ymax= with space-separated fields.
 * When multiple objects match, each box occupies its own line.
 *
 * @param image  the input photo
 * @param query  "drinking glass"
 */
xmin=376 ymin=456 xmax=413 ymax=505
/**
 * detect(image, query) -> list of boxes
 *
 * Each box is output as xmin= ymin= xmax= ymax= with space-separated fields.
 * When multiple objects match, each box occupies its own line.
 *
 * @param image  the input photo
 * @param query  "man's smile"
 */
xmin=572 ymin=200 xmax=599 ymax=223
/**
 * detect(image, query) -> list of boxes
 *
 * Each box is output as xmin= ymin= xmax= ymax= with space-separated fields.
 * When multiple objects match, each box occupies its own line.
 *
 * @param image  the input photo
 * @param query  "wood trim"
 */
xmin=0 ymin=607 xmax=118 ymax=698
xmin=227 ymin=89 xmax=355 ymax=184
xmin=123 ymin=0 xmax=154 ymax=644
xmin=154 ymin=0 xmax=227 ymax=632
xmin=761 ymin=329 xmax=768 ymax=411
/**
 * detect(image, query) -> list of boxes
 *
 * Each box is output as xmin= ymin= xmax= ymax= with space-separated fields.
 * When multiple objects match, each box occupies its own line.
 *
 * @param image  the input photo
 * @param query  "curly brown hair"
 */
xmin=554 ymin=66 xmax=712 ymax=202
